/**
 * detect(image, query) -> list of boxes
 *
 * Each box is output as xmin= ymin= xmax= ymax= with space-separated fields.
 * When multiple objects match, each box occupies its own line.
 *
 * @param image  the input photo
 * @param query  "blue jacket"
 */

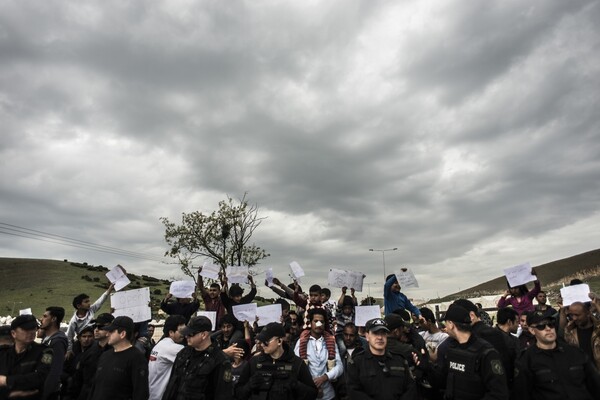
xmin=384 ymin=275 xmax=421 ymax=316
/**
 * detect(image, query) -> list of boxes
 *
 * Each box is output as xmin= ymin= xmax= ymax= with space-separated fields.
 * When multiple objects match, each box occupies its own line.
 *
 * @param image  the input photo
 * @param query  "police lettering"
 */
xmin=449 ymin=361 xmax=465 ymax=372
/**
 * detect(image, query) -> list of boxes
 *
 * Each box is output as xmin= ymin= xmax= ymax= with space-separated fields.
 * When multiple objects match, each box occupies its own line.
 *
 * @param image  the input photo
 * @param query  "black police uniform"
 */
xmin=0 ymin=342 xmax=53 ymax=400
xmin=346 ymin=346 xmax=418 ymax=400
xmin=161 ymin=344 xmax=233 ymax=400
xmin=68 ymin=341 xmax=112 ymax=400
xmin=235 ymin=342 xmax=317 ymax=400
xmin=514 ymin=340 xmax=600 ymax=400
xmin=440 ymin=335 xmax=508 ymax=400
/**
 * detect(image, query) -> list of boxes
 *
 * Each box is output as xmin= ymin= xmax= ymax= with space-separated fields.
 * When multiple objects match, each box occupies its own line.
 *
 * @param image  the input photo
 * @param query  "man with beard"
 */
xmin=236 ymin=322 xmax=317 ymax=400
xmin=515 ymin=311 xmax=600 ymax=399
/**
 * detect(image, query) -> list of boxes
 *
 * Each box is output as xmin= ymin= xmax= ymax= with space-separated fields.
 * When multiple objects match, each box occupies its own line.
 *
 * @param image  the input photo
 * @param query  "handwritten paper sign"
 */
xmin=226 ymin=266 xmax=249 ymax=284
xmin=289 ymin=261 xmax=305 ymax=279
xmin=256 ymin=304 xmax=282 ymax=326
xmin=503 ymin=262 xmax=535 ymax=288
xmin=111 ymin=287 xmax=151 ymax=322
xmin=19 ymin=308 xmax=32 ymax=316
xmin=396 ymin=268 xmax=419 ymax=289
xmin=328 ymin=268 xmax=365 ymax=292
xmin=232 ymin=303 xmax=258 ymax=323
xmin=169 ymin=281 xmax=196 ymax=298
xmin=105 ymin=264 xmax=130 ymax=291
xmin=265 ymin=268 xmax=274 ymax=287
xmin=560 ymin=283 xmax=591 ymax=306
xmin=354 ymin=305 xmax=382 ymax=327
xmin=200 ymin=262 xmax=220 ymax=280
xmin=196 ymin=311 xmax=217 ymax=331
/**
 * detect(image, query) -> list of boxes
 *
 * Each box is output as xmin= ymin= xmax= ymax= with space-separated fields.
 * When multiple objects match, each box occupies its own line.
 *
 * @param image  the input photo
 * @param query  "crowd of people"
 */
xmin=1 ymin=267 xmax=600 ymax=400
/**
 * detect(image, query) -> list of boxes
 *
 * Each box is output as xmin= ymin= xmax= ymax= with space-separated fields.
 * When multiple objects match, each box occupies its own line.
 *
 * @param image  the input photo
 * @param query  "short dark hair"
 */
xmin=343 ymin=322 xmax=357 ymax=333
xmin=78 ymin=325 xmax=95 ymax=337
xmin=229 ymin=285 xmax=244 ymax=297
xmin=419 ymin=307 xmax=436 ymax=323
xmin=209 ymin=283 xmax=221 ymax=290
xmin=452 ymin=299 xmax=479 ymax=318
xmin=46 ymin=306 xmax=65 ymax=325
xmin=72 ymin=294 xmax=89 ymax=309
xmin=219 ymin=314 xmax=238 ymax=328
xmin=307 ymin=308 xmax=328 ymax=330
xmin=321 ymin=288 xmax=331 ymax=298
xmin=163 ymin=315 xmax=187 ymax=337
xmin=309 ymin=285 xmax=322 ymax=294
xmin=497 ymin=308 xmax=518 ymax=325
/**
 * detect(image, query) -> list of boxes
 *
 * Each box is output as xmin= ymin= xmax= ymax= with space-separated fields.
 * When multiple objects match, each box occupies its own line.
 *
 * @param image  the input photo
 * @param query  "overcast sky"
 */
xmin=1 ymin=0 xmax=599 ymax=301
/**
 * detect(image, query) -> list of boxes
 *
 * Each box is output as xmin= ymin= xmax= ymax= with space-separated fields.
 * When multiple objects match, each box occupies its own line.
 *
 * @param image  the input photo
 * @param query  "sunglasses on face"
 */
xmin=532 ymin=322 xmax=554 ymax=330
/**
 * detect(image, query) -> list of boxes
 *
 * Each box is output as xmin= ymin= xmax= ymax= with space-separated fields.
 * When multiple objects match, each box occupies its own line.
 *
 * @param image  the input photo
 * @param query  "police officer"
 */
xmin=235 ymin=322 xmax=317 ymax=400
xmin=162 ymin=315 xmax=233 ymax=400
xmin=434 ymin=305 xmax=508 ymax=400
xmin=346 ymin=317 xmax=418 ymax=399
xmin=514 ymin=311 xmax=600 ymax=400
xmin=0 ymin=314 xmax=54 ymax=400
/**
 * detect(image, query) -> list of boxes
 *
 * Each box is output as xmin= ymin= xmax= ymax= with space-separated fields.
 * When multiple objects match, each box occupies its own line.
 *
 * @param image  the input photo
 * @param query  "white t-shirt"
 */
xmin=148 ymin=337 xmax=184 ymax=400
xmin=419 ymin=330 xmax=449 ymax=351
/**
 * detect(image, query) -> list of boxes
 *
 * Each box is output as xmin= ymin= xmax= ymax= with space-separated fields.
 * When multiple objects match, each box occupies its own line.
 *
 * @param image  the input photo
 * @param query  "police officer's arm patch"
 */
xmin=490 ymin=360 xmax=504 ymax=375
xmin=41 ymin=350 xmax=53 ymax=365
xmin=223 ymin=367 xmax=232 ymax=382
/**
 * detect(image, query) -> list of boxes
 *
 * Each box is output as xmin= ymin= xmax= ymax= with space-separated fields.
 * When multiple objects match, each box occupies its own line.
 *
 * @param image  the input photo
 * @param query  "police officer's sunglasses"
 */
xmin=531 ymin=322 xmax=554 ymax=330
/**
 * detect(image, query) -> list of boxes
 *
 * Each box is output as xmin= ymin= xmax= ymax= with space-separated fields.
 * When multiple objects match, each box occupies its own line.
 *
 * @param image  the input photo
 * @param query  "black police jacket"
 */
xmin=161 ymin=344 xmax=233 ymax=400
xmin=345 ymin=346 xmax=418 ymax=400
xmin=235 ymin=343 xmax=317 ymax=400
xmin=0 ymin=342 xmax=53 ymax=400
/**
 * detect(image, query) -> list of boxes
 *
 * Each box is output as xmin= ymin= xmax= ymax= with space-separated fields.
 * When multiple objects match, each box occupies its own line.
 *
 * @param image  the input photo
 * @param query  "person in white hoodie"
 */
xmin=148 ymin=315 xmax=186 ymax=400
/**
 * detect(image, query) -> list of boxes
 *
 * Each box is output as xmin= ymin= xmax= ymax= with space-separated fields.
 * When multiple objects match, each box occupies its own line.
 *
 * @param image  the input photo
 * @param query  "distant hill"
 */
xmin=431 ymin=248 xmax=600 ymax=303
xmin=0 ymin=258 xmax=274 ymax=318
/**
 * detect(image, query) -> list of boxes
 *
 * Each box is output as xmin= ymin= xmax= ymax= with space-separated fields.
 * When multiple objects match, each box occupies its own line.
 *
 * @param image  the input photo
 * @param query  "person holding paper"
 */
xmin=221 ymin=275 xmax=257 ymax=316
xmin=160 ymin=291 xmax=200 ymax=323
xmin=562 ymin=301 xmax=600 ymax=369
xmin=65 ymin=283 xmax=115 ymax=358
xmin=497 ymin=269 xmax=541 ymax=316
xmin=383 ymin=274 xmax=421 ymax=318
xmin=198 ymin=270 xmax=227 ymax=326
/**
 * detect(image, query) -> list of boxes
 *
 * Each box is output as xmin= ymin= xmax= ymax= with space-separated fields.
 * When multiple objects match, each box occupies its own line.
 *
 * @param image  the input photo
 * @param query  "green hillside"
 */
xmin=0 ymin=258 xmax=172 ymax=318
xmin=0 ymin=258 xmax=274 ymax=318
xmin=431 ymin=248 xmax=600 ymax=303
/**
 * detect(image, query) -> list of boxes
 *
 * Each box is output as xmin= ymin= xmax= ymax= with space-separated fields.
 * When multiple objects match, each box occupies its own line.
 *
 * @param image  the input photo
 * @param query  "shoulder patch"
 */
xmin=490 ymin=359 xmax=504 ymax=375
xmin=223 ymin=367 xmax=232 ymax=382
xmin=41 ymin=352 xmax=53 ymax=365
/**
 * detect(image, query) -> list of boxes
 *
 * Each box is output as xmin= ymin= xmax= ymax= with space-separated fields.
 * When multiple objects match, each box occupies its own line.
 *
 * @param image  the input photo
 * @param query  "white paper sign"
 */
xmin=200 ymin=262 xmax=221 ymax=280
xmin=396 ymin=268 xmax=419 ymax=288
xmin=328 ymin=268 xmax=365 ymax=292
xmin=560 ymin=284 xmax=591 ymax=306
xmin=169 ymin=281 xmax=196 ymax=298
xmin=265 ymin=268 xmax=274 ymax=287
xmin=256 ymin=304 xmax=282 ymax=326
xmin=226 ymin=266 xmax=249 ymax=284
xmin=232 ymin=303 xmax=258 ymax=323
xmin=354 ymin=305 xmax=382 ymax=327
xmin=105 ymin=264 xmax=130 ymax=291
xmin=289 ymin=261 xmax=305 ymax=279
xmin=503 ymin=262 xmax=536 ymax=288
xmin=111 ymin=287 xmax=151 ymax=309
xmin=113 ymin=305 xmax=151 ymax=323
xmin=196 ymin=311 xmax=217 ymax=331
xmin=19 ymin=308 xmax=32 ymax=316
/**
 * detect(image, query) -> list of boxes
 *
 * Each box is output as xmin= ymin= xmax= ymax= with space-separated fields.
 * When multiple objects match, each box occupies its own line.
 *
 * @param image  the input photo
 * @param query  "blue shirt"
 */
xmin=384 ymin=275 xmax=421 ymax=316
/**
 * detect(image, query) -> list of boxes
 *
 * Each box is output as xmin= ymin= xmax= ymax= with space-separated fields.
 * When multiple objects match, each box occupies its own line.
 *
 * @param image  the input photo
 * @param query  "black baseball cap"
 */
xmin=0 ymin=325 xmax=12 ymax=337
xmin=180 ymin=316 xmax=212 ymax=336
xmin=256 ymin=322 xmax=285 ymax=343
xmin=11 ymin=315 xmax=38 ymax=330
xmin=365 ymin=318 xmax=390 ymax=333
xmin=527 ymin=311 xmax=556 ymax=326
xmin=441 ymin=305 xmax=472 ymax=324
xmin=384 ymin=314 xmax=408 ymax=330
xmin=101 ymin=316 xmax=134 ymax=332
xmin=90 ymin=313 xmax=114 ymax=327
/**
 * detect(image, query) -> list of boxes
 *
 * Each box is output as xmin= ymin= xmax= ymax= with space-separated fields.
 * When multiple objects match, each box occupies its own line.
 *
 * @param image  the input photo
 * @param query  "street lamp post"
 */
xmin=369 ymin=247 xmax=398 ymax=281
